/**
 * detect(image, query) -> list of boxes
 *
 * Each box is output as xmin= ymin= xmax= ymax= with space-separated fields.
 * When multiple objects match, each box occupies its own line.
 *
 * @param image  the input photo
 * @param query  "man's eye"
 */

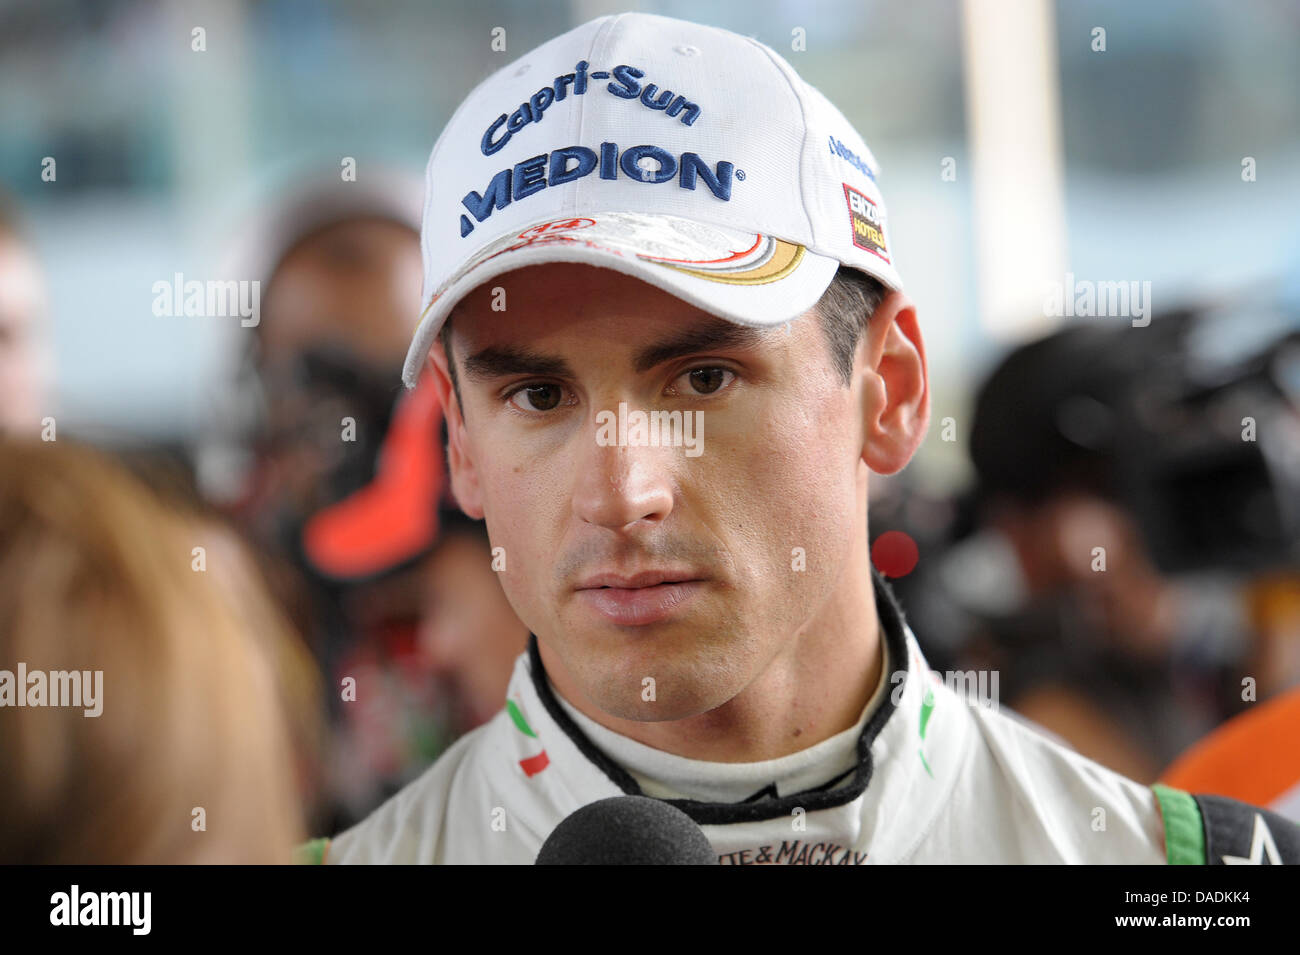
xmin=673 ymin=367 xmax=734 ymax=396
xmin=507 ymin=383 xmax=565 ymax=412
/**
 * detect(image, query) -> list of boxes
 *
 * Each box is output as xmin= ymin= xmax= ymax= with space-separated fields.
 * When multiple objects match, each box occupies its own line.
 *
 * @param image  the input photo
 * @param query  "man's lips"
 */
xmin=573 ymin=570 xmax=707 ymax=626
xmin=575 ymin=569 xmax=702 ymax=590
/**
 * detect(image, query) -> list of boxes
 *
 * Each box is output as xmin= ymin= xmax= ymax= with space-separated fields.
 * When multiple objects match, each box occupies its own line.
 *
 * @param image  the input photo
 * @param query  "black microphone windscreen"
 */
xmin=535 ymin=795 xmax=718 ymax=865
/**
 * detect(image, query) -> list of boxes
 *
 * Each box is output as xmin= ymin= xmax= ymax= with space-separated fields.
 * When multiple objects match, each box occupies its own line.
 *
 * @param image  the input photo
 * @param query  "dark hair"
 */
xmin=438 ymin=265 xmax=887 ymax=404
xmin=969 ymin=323 xmax=1127 ymax=509
xmin=815 ymin=266 xmax=888 ymax=384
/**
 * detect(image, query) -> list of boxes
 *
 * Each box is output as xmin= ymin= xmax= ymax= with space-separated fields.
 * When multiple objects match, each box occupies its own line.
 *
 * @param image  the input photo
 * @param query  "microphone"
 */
xmin=535 ymin=795 xmax=719 ymax=865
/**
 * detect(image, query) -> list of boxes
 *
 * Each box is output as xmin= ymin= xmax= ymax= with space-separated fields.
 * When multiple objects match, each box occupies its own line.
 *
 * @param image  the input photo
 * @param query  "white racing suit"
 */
xmin=312 ymin=571 xmax=1299 ymax=865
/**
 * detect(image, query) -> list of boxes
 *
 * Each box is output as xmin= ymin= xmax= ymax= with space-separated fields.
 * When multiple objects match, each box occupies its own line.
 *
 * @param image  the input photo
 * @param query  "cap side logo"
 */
xmin=829 ymin=136 xmax=875 ymax=182
xmin=843 ymin=184 xmax=889 ymax=263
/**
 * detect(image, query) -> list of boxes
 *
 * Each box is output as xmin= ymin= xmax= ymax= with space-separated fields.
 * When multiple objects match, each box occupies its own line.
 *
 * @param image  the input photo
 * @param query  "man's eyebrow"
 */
xmin=632 ymin=319 xmax=768 ymax=373
xmin=461 ymin=345 xmax=575 ymax=381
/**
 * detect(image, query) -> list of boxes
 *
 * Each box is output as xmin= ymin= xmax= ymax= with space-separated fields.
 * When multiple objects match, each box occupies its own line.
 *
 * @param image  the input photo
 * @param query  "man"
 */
xmin=235 ymin=179 xmax=531 ymax=834
xmin=220 ymin=180 xmax=450 ymax=832
xmin=316 ymin=13 xmax=1299 ymax=864
xmin=239 ymin=183 xmax=424 ymax=547
xmin=959 ymin=323 xmax=1248 ymax=782
xmin=298 ymin=365 xmax=530 ymax=741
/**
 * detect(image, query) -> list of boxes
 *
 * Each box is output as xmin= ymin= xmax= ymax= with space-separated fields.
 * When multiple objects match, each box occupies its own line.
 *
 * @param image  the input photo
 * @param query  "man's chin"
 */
xmin=580 ymin=683 xmax=733 ymax=725
xmin=552 ymin=623 xmax=741 ymax=722
xmin=557 ymin=610 xmax=709 ymax=673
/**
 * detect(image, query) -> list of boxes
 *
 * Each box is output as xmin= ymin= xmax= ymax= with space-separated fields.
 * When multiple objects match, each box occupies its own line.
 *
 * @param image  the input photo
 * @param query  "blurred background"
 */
xmin=2 ymin=0 xmax=1299 ymax=843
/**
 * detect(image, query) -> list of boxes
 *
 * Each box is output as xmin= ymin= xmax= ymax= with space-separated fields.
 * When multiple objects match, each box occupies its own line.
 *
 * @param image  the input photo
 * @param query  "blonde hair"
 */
xmin=0 ymin=438 xmax=320 ymax=863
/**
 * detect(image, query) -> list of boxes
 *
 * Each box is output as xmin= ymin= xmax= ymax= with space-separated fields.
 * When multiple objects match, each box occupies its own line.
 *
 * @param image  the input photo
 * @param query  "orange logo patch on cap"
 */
xmin=843 ymin=183 xmax=889 ymax=264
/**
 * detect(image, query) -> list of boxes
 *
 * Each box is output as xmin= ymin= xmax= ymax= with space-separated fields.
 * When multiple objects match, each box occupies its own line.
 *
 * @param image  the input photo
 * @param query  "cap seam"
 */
xmin=738 ymin=34 xmax=818 ymax=248
xmin=421 ymin=57 xmax=516 ymax=308
xmin=568 ymin=14 xmax=624 ymax=219
xmin=410 ymin=22 xmax=617 ymax=385
xmin=413 ymin=52 xmax=532 ymax=368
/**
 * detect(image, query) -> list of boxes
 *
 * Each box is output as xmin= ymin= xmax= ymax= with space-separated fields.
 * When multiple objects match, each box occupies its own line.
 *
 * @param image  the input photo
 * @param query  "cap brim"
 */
xmin=402 ymin=211 xmax=846 ymax=387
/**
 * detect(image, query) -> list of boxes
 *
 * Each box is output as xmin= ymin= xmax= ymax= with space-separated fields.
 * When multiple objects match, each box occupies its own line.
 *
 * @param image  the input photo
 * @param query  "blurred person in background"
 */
xmin=961 ymin=322 xmax=1238 ymax=782
xmin=293 ymin=368 xmax=529 ymax=830
xmin=215 ymin=176 xmax=527 ymax=832
xmin=217 ymin=176 xmax=435 ymax=832
xmin=222 ymin=175 xmax=425 ymax=590
xmin=0 ymin=191 xmax=52 ymax=436
xmin=916 ymin=311 xmax=1300 ymax=784
xmin=1153 ymin=317 xmax=1300 ymax=818
xmin=0 ymin=438 xmax=319 ymax=863
xmin=416 ymin=507 xmax=531 ymax=734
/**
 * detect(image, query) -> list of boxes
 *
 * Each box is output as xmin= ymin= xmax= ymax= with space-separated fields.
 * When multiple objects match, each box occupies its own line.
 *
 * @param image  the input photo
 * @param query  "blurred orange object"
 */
xmin=1160 ymin=686 xmax=1300 ymax=821
xmin=301 ymin=370 xmax=445 ymax=582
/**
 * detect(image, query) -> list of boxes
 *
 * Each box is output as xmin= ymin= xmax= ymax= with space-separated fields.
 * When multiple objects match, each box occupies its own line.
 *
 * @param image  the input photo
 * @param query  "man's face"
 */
xmin=260 ymin=219 xmax=422 ymax=369
xmin=252 ymin=220 xmax=422 ymax=522
xmin=439 ymin=263 xmax=878 ymax=723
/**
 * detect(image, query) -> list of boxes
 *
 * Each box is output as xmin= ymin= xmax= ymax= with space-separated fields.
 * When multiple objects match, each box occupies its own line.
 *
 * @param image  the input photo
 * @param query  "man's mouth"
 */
xmin=574 ymin=570 xmax=707 ymax=626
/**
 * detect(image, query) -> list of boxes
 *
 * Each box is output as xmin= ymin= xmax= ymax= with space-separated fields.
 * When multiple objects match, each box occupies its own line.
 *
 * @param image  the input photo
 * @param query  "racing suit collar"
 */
xmin=523 ymin=566 xmax=914 ymax=827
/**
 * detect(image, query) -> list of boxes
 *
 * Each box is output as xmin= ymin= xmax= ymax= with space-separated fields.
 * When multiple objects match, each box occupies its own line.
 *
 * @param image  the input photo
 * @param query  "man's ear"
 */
xmin=427 ymin=338 xmax=486 ymax=519
xmin=858 ymin=290 xmax=930 ymax=475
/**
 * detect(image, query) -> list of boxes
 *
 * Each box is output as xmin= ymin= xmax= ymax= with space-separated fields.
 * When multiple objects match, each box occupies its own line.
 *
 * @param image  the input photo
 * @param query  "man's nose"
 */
xmin=571 ymin=421 xmax=675 ymax=530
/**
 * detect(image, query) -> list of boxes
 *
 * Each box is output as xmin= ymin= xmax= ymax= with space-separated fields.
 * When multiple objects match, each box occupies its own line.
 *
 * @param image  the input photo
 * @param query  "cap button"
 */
xmin=515 ymin=63 xmax=531 ymax=76
xmin=672 ymin=44 xmax=700 ymax=56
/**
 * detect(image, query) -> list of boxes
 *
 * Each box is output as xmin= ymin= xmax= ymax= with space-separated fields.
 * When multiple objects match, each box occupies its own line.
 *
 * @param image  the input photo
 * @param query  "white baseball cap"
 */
xmin=402 ymin=11 xmax=901 ymax=387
